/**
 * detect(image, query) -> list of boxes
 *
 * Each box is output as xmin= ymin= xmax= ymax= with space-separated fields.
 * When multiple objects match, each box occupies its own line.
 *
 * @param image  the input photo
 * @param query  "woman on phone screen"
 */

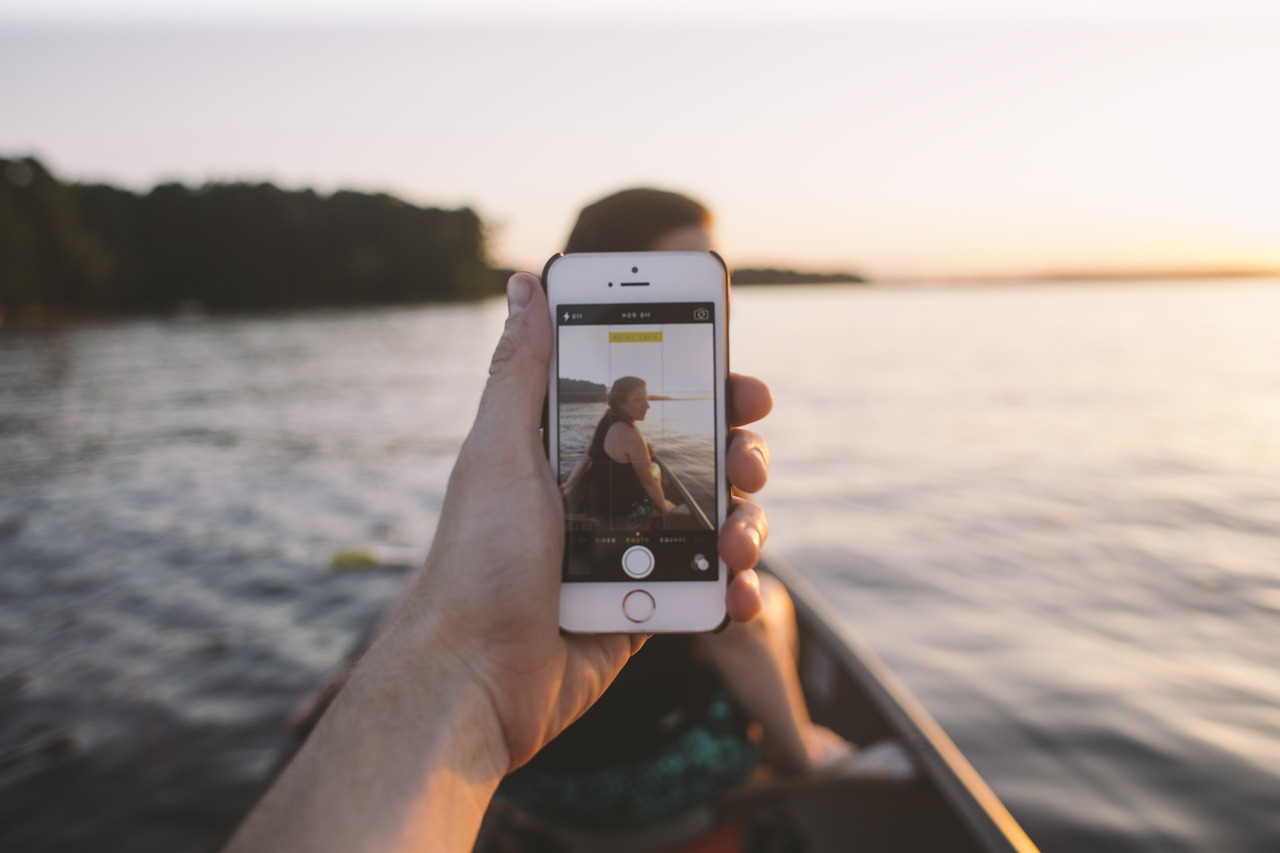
xmin=561 ymin=375 xmax=684 ymax=529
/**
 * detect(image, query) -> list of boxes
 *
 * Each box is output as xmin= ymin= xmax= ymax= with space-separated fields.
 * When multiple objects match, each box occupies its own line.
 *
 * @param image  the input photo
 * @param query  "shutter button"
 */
xmin=621 ymin=545 xmax=655 ymax=578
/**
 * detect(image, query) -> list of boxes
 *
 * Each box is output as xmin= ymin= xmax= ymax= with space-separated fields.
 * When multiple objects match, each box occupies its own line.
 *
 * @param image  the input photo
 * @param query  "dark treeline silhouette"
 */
xmin=558 ymin=377 xmax=607 ymax=402
xmin=1 ymin=156 xmax=497 ymax=318
xmin=732 ymin=267 xmax=865 ymax=285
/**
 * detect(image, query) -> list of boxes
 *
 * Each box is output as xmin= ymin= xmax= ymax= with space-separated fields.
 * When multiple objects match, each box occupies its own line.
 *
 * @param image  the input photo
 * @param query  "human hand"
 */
xmin=226 ymin=273 xmax=774 ymax=852
xmin=384 ymin=272 xmax=772 ymax=772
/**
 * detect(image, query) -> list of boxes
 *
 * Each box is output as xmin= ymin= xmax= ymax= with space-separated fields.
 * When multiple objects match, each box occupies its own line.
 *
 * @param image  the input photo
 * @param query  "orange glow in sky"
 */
xmin=1 ymin=9 xmax=1277 ymax=279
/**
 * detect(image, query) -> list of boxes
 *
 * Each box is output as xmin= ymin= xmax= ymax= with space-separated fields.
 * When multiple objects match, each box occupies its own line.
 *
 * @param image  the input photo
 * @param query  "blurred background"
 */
xmin=2 ymin=1 xmax=1278 ymax=851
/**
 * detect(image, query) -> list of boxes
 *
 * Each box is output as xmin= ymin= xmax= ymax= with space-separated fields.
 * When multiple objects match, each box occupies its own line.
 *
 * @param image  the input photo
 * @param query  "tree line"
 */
xmin=732 ymin=266 xmax=865 ymax=285
xmin=0 ymin=156 xmax=498 ymax=318
xmin=1 ymin=155 xmax=870 ymax=321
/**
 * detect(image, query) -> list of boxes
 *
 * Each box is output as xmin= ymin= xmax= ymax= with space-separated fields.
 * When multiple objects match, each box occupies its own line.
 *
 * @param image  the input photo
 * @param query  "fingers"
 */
xmin=725 ymin=568 xmax=763 ymax=622
xmin=729 ymin=372 xmax=773 ymax=427
xmin=724 ymin=378 xmax=769 ymax=624
xmin=472 ymin=273 xmax=551 ymax=436
xmin=720 ymin=497 xmax=767 ymax=576
xmin=726 ymin=428 xmax=769 ymax=494
xmin=723 ymin=427 xmax=769 ymax=624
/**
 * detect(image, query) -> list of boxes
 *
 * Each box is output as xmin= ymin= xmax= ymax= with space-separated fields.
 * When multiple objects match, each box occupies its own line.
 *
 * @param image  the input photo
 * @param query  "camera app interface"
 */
xmin=557 ymin=302 xmax=719 ymax=583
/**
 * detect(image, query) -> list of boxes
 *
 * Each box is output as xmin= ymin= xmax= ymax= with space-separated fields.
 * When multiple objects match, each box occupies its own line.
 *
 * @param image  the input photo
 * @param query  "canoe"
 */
xmin=297 ymin=547 xmax=1039 ymax=851
xmin=748 ymin=552 xmax=1040 ymax=852
xmin=474 ymin=552 xmax=1039 ymax=852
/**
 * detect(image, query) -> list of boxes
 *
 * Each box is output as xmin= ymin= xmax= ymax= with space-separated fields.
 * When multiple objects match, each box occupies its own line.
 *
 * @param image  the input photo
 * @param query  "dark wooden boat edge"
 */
xmin=285 ymin=548 xmax=1041 ymax=852
xmin=761 ymin=550 xmax=1041 ymax=853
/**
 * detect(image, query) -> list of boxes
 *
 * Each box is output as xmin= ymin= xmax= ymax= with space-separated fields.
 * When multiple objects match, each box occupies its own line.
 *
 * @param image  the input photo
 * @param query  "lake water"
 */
xmin=2 ymin=280 xmax=1278 ymax=851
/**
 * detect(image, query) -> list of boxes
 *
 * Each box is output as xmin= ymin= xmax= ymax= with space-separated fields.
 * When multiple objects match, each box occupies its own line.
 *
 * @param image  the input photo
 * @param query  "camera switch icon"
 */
xmin=692 ymin=554 xmax=711 ymax=572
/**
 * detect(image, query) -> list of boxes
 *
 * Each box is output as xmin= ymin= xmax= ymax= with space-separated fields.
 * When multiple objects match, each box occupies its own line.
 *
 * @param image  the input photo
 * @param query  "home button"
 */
xmin=622 ymin=590 xmax=656 ymax=624
xmin=621 ymin=545 xmax=655 ymax=578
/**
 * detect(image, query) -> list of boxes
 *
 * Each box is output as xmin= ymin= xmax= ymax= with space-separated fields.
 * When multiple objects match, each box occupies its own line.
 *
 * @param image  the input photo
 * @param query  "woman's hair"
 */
xmin=606 ymin=376 xmax=647 ymax=421
xmin=565 ymin=188 xmax=711 ymax=253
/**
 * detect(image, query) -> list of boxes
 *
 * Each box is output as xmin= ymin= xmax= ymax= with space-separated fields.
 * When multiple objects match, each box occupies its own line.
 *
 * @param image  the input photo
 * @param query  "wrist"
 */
xmin=229 ymin=614 xmax=511 ymax=853
xmin=358 ymin=610 xmax=513 ymax=787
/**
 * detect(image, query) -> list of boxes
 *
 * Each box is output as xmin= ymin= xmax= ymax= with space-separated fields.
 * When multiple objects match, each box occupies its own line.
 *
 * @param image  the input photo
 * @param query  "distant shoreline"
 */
xmin=873 ymin=269 xmax=1280 ymax=286
xmin=730 ymin=268 xmax=1279 ymax=288
xmin=731 ymin=267 xmax=867 ymax=286
xmin=6 ymin=155 xmax=1276 ymax=325
xmin=8 ymin=270 xmax=1279 ymax=328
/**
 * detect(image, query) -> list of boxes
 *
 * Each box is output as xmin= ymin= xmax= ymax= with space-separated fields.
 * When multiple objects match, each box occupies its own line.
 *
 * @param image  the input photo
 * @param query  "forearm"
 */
xmin=226 ymin=618 xmax=508 ymax=853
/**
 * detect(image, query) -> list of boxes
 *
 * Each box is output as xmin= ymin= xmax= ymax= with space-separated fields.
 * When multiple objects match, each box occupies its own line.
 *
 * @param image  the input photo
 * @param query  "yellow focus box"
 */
xmin=609 ymin=331 xmax=664 ymax=343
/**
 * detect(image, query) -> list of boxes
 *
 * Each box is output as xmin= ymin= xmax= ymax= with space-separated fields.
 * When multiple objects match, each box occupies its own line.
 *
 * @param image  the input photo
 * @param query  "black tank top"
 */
xmin=583 ymin=411 xmax=649 ymax=521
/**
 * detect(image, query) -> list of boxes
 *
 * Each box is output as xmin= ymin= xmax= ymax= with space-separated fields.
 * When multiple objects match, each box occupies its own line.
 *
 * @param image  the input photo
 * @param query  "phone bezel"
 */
xmin=543 ymin=251 xmax=730 ymax=633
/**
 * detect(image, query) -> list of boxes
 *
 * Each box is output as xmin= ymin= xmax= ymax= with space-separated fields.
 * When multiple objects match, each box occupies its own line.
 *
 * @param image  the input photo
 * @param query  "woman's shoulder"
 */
xmin=605 ymin=418 xmax=641 ymax=438
xmin=603 ymin=420 xmax=643 ymax=461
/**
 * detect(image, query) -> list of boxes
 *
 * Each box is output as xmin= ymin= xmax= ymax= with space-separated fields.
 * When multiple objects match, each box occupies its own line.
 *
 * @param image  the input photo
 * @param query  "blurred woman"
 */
xmin=493 ymin=189 xmax=865 ymax=836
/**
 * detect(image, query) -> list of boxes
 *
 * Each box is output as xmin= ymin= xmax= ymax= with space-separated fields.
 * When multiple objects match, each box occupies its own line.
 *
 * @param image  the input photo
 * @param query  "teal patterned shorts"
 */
xmin=607 ymin=497 xmax=654 ymax=530
xmin=496 ymin=692 xmax=760 ymax=830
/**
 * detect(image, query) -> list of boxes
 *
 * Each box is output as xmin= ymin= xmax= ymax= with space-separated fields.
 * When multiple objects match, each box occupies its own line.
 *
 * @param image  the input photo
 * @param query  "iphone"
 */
xmin=544 ymin=251 xmax=730 ymax=632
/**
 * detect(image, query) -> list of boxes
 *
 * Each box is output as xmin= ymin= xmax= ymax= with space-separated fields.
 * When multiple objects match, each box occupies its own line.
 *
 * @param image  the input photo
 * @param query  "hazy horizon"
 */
xmin=2 ymin=7 xmax=1277 ymax=280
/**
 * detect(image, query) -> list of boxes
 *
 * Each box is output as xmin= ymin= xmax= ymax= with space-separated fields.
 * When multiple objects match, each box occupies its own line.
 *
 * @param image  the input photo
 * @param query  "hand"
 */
xmin=406 ymin=272 xmax=771 ymax=771
xmin=227 ymin=273 xmax=774 ymax=852
xmin=287 ymin=284 xmax=775 ymax=738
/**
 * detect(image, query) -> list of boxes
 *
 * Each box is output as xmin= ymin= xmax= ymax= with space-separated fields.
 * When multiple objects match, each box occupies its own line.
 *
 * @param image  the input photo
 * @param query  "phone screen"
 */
xmin=556 ymin=301 xmax=720 ymax=583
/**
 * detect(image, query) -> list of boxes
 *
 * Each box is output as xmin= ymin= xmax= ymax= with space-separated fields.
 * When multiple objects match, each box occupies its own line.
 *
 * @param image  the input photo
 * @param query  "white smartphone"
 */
xmin=544 ymin=251 xmax=730 ymax=633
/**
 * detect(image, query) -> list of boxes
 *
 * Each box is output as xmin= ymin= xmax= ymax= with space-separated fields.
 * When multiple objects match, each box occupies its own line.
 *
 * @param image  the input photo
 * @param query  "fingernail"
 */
xmin=507 ymin=273 xmax=534 ymax=317
xmin=751 ymin=447 xmax=768 ymax=469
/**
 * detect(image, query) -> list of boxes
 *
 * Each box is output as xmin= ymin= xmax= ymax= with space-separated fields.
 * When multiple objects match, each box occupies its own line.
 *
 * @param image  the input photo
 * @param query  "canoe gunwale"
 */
xmin=762 ymin=551 xmax=1041 ymax=853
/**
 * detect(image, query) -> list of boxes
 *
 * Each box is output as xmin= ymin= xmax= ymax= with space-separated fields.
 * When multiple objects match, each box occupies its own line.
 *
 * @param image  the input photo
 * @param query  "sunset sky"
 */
xmin=2 ymin=0 xmax=1277 ymax=279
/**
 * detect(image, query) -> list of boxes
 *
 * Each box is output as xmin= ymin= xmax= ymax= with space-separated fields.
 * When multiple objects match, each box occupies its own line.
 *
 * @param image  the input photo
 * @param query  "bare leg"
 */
xmin=694 ymin=574 xmax=850 ymax=774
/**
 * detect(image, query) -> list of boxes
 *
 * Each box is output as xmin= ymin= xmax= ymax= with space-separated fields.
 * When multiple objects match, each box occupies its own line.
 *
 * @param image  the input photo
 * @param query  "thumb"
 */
xmin=474 ymin=272 xmax=551 ymax=434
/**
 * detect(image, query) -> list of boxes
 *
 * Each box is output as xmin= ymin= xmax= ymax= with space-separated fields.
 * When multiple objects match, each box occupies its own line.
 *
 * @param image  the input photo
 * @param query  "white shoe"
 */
xmin=841 ymin=739 xmax=916 ymax=782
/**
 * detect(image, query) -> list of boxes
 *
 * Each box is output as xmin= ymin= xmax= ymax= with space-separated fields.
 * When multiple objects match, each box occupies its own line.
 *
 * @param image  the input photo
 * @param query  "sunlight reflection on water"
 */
xmin=731 ymin=279 xmax=1280 ymax=851
xmin=2 ymin=281 xmax=1279 ymax=851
